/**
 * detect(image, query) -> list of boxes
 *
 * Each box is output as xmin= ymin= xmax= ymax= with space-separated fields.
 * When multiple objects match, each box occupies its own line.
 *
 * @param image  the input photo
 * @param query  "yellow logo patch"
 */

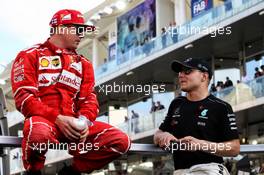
xmin=40 ymin=58 xmax=50 ymax=67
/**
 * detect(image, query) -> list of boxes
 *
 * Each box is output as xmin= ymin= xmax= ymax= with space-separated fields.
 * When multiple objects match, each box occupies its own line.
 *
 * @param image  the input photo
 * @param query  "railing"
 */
xmin=95 ymin=0 xmax=264 ymax=80
xmin=213 ymin=76 xmax=264 ymax=106
xmin=2 ymin=136 xmax=264 ymax=174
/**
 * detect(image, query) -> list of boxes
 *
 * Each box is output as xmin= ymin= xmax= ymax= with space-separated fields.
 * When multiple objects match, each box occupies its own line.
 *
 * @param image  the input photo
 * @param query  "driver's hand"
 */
xmin=55 ymin=115 xmax=81 ymax=141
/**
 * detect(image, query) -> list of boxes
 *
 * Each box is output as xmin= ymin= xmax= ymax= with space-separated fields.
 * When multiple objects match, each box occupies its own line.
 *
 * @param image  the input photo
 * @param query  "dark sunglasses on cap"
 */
xmin=180 ymin=68 xmax=208 ymax=76
xmin=180 ymin=68 xmax=196 ymax=75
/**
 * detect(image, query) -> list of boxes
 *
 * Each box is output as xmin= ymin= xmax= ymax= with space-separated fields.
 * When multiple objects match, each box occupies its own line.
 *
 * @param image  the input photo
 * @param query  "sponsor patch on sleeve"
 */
xmin=13 ymin=57 xmax=25 ymax=82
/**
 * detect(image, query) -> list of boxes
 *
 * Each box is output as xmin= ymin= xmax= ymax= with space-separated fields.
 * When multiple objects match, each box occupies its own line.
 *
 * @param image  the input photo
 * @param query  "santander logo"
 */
xmin=38 ymin=70 xmax=81 ymax=90
xmin=57 ymin=74 xmax=81 ymax=87
xmin=57 ymin=70 xmax=81 ymax=90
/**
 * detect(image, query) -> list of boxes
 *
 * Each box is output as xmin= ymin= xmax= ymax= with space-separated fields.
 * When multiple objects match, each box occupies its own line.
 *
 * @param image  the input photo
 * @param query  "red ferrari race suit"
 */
xmin=11 ymin=39 xmax=131 ymax=172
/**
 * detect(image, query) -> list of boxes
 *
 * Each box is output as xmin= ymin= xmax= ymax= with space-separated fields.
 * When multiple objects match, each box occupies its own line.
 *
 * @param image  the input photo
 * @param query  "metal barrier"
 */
xmin=1 ymin=136 xmax=264 ymax=174
xmin=1 ymin=135 xmax=264 ymax=154
xmin=1 ymin=135 xmax=264 ymax=174
xmin=0 ymin=136 xmax=22 ymax=147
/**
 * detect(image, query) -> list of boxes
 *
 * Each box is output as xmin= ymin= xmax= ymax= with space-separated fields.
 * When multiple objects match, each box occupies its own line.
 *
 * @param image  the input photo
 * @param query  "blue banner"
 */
xmin=117 ymin=0 xmax=156 ymax=54
xmin=191 ymin=0 xmax=213 ymax=18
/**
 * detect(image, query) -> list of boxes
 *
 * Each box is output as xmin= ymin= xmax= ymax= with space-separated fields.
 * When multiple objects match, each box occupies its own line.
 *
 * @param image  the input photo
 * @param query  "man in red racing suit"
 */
xmin=11 ymin=9 xmax=131 ymax=175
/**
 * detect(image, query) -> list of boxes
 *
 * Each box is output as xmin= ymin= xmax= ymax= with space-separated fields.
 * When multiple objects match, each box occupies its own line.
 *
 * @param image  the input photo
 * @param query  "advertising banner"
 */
xmin=191 ymin=0 xmax=213 ymax=18
xmin=117 ymin=0 xmax=156 ymax=54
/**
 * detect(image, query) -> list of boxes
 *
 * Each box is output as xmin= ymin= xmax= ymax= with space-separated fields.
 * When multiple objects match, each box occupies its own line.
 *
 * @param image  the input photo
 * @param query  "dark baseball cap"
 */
xmin=171 ymin=58 xmax=212 ymax=79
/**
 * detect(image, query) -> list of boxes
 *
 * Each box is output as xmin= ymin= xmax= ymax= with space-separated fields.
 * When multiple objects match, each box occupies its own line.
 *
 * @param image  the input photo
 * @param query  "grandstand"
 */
xmin=1 ymin=0 xmax=264 ymax=174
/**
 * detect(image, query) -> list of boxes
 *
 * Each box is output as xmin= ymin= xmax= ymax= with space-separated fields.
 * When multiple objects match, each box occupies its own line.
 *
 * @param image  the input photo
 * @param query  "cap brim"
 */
xmin=171 ymin=60 xmax=195 ymax=73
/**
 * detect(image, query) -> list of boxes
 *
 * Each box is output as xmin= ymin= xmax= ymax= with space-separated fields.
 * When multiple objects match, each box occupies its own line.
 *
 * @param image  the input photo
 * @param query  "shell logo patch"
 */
xmin=40 ymin=58 xmax=50 ymax=67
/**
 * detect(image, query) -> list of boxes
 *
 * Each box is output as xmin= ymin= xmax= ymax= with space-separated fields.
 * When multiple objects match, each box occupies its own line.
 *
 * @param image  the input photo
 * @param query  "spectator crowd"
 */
xmin=210 ymin=76 xmax=234 ymax=93
xmin=150 ymin=101 xmax=165 ymax=113
xmin=254 ymin=65 xmax=264 ymax=79
xmin=123 ymin=100 xmax=166 ymax=134
xmin=210 ymin=64 xmax=264 ymax=93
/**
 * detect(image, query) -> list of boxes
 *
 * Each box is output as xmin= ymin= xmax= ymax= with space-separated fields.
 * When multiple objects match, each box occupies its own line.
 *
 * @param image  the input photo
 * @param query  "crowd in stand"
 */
xmin=210 ymin=76 xmax=234 ymax=93
xmin=150 ymin=101 xmax=165 ymax=113
xmin=140 ymin=21 xmax=179 ymax=56
xmin=161 ymin=21 xmax=178 ymax=49
xmin=210 ymin=64 xmax=264 ymax=93
xmin=254 ymin=65 xmax=264 ymax=78
xmin=123 ymin=101 xmax=166 ymax=133
xmin=124 ymin=110 xmax=141 ymax=133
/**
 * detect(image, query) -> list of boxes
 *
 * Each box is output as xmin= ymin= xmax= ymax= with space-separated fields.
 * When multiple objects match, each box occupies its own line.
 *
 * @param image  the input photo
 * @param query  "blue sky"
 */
xmin=0 ymin=0 xmax=106 ymax=67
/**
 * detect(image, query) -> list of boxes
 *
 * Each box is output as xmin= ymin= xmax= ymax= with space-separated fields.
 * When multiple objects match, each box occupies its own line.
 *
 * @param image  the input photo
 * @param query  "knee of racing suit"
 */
xmin=23 ymin=117 xmax=58 ymax=153
xmin=111 ymin=131 xmax=131 ymax=155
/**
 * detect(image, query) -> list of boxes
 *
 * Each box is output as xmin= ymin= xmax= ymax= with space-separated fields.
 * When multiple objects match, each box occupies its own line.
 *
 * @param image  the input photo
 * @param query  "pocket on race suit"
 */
xmin=189 ymin=163 xmax=230 ymax=175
